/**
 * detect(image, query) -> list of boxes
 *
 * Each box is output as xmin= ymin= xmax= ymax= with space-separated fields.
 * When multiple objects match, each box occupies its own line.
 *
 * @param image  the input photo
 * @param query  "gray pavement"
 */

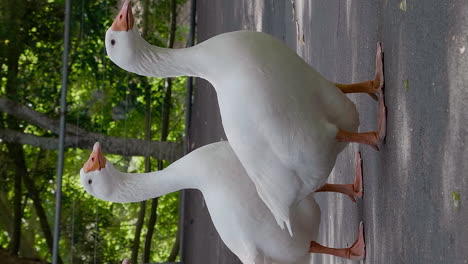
xmin=183 ymin=1 xmax=468 ymax=263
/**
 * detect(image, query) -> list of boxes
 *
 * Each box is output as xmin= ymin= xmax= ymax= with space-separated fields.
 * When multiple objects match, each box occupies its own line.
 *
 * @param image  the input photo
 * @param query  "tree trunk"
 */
xmin=2 ymin=0 xmax=61 ymax=258
xmin=6 ymin=144 xmax=23 ymax=256
xmin=143 ymin=0 xmax=178 ymax=262
xmin=131 ymin=201 xmax=146 ymax=264
xmin=22 ymin=150 xmax=63 ymax=264
xmin=0 ymin=24 xmax=35 ymax=257
xmin=166 ymin=228 xmax=180 ymax=262
xmin=134 ymin=1 xmax=152 ymax=263
xmin=142 ymin=198 xmax=158 ymax=263
xmin=141 ymin=56 xmax=156 ymax=264
xmin=4 ymin=6 xmax=24 ymax=254
xmin=0 ymin=192 xmax=37 ymax=258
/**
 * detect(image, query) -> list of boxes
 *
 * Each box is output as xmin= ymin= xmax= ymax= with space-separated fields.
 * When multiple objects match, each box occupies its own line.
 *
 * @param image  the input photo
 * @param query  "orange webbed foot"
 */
xmin=348 ymin=221 xmax=366 ymax=260
xmin=371 ymin=42 xmax=386 ymax=151
xmin=352 ymin=152 xmax=363 ymax=201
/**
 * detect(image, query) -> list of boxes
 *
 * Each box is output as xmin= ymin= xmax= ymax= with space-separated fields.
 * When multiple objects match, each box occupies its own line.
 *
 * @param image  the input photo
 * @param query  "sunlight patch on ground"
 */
xmin=345 ymin=0 xmax=352 ymax=36
xmin=393 ymin=24 xmax=411 ymax=202
xmin=316 ymin=166 xmax=344 ymax=264
xmin=291 ymin=0 xmax=306 ymax=49
xmin=253 ymin=0 xmax=264 ymax=31
xmin=240 ymin=0 xmax=265 ymax=32
xmin=441 ymin=26 xmax=468 ymax=217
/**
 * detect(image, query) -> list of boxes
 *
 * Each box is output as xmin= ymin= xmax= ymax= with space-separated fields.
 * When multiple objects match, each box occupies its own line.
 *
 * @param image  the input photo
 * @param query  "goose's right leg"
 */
xmin=334 ymin=42 xmax=384 ymax=101
xmin=309 ymin=222 xmax=365 ymax=260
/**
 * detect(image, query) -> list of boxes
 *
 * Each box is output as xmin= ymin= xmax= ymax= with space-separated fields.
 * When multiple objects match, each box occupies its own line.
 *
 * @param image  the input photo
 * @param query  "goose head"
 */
xmin=80 ymin=142 xmax=191 ymax=203
xmin=80 ymin=142 xmax=117 ymax=200
xmin=104 ymin=0 xmax=203 ymax=78
xmin=105 ymin=0 xmax=140 ymax=72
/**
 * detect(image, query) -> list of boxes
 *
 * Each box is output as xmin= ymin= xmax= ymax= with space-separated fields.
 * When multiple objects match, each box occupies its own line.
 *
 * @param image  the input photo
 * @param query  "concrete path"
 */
xmin=183 ymin=1 xmax=468 ymax=263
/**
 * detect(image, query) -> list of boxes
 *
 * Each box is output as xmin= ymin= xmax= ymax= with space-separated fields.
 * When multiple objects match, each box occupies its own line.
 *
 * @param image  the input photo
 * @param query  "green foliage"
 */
xmin=0 ymin=0 xmax=188 ymax=262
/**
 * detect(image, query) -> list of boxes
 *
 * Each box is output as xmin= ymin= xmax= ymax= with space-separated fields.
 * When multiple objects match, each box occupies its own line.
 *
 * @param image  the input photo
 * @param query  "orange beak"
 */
xmin=83 ymin=142 xmax=107 ymax=173
xmin=111 ymin=0 xmax=134 ymax=31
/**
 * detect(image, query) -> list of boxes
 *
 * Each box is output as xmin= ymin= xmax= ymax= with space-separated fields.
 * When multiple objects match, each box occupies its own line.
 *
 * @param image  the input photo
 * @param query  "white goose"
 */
xmin=80 ymin=142 xmax=365 ymax=263
xmin=105 ymin=0 xmax=386 ymax=233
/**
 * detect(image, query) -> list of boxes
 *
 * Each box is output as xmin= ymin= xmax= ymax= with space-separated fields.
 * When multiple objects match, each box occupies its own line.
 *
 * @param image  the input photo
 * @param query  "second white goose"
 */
xmin=80 ymin=142 xmax=365 ymax=263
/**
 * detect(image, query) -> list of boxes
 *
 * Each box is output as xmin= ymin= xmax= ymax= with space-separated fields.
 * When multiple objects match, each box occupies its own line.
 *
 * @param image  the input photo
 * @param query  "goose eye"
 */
xmin=88 ymin=179 xmax=92 ymax=184
xmin=111 ymin=39 xmax=116 ymax=46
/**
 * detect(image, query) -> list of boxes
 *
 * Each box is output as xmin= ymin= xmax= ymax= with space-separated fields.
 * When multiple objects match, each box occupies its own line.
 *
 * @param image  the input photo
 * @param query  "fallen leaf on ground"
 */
xmin=399 ymin=0 xmax=407 ymax=12
xmin=452 ymin=191 xmax=460 ymax=208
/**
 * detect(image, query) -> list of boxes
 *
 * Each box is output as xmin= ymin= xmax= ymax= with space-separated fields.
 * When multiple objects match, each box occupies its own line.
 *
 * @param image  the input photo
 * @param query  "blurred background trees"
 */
xmin=0 ymin=0 xmax=190 ymax=263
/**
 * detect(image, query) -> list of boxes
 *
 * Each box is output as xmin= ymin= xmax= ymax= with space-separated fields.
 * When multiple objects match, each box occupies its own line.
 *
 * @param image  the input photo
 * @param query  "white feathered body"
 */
xmin=81 ymin=142 xmax=320 ymax=264
xmin=194 ymin=31 xmax=359 ymax=229
xmin=105 ymin=29 xmax=359 ymax=231
xmin=191 ymin=143 xmax=320 ymax=264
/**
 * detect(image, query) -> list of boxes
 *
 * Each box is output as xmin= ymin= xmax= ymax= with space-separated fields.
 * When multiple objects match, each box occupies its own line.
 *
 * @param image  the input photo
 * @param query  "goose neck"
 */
xmin=111 ymin=167 xmax=192 ymax=202
xmin=134 ymin=39 xmax=206 ymax=78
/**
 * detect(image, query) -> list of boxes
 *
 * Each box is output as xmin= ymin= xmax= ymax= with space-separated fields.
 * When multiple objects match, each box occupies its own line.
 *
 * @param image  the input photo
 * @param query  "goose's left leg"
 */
xmin=315 ymin=152 xmax=362 ymax=202
xmin=309 ymin=222 xmax=365 ymax=260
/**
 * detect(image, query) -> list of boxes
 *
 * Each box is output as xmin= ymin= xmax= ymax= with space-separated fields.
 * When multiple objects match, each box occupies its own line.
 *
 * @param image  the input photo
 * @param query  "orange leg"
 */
xmin=335 ymin=43 xmax=386 ymax=150
xmin=335 ymin=42 xmax=384 ymax=101
xmin=309 ymin=222 xmax=365 ymax=260
xmin=335 ymin=81 xmax=378 ymax=100
xmin=316 ymin=152 xmax=363 ymax=202
xmin=336 ymin=88 xmax=386 ymax=150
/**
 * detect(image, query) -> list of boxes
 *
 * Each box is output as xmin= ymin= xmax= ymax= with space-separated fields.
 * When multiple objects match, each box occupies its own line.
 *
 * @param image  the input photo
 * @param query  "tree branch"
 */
xmin=0 ymin=97 xmax=87 ymax=135
xmin=0 ymin=128 xmax=183 ymax=162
